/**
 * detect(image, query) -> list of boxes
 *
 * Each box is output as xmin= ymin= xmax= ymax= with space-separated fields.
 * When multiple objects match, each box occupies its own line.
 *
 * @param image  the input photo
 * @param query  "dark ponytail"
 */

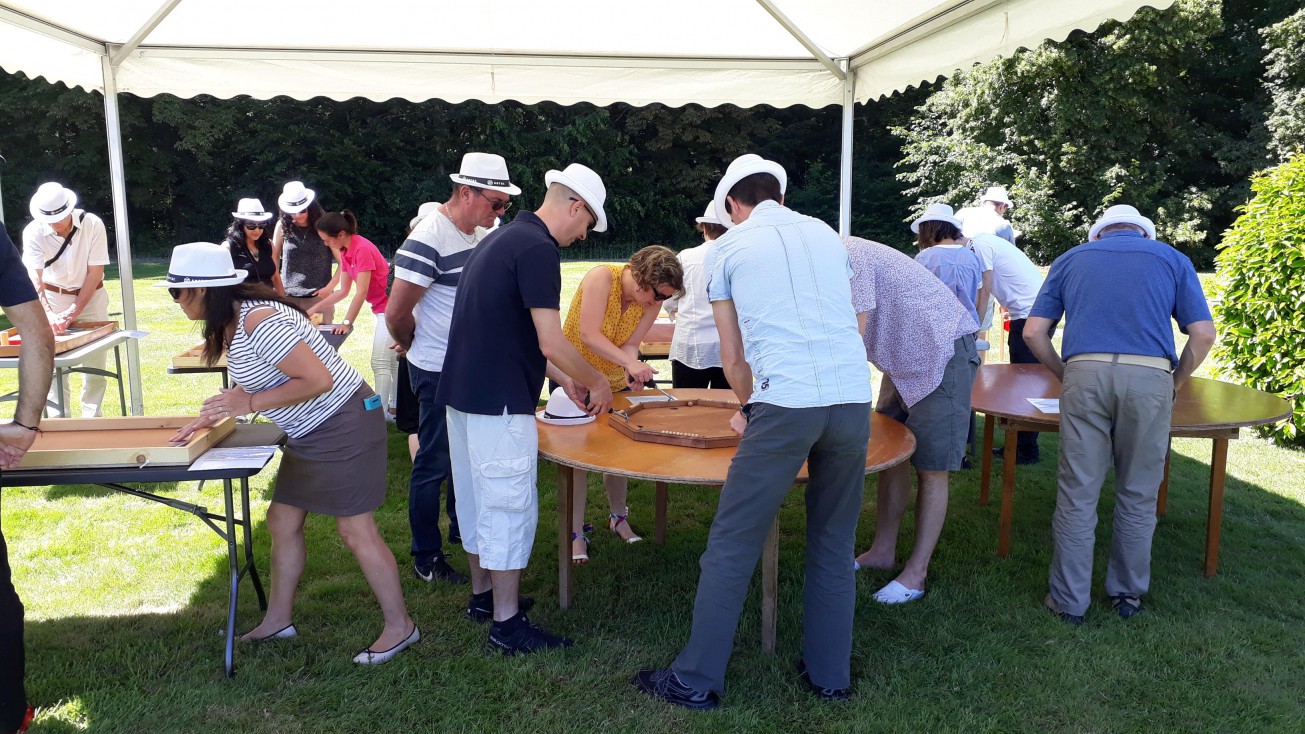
xmin=316 ymin=209 xmax=358 ymax=238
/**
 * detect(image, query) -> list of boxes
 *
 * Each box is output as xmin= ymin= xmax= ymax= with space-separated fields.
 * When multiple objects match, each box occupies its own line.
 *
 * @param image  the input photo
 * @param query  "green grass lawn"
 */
xmin=2 ymin=265 xmax=1304 ymax=733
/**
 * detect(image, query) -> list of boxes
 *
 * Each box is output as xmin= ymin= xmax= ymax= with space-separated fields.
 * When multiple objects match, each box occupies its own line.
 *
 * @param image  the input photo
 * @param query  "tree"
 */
xmin=1264 ymin=7 xmax=1305 ymax=160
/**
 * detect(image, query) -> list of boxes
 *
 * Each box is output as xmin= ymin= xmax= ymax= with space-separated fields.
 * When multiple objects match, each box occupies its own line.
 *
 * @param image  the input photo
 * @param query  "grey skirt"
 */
xmin=273 ymin=384 xmax=387 ymax=516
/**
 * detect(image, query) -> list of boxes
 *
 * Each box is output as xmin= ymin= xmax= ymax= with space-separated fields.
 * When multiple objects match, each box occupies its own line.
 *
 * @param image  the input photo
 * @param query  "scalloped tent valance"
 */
xmin=0 ymin=0 xmax=1173 ymax=107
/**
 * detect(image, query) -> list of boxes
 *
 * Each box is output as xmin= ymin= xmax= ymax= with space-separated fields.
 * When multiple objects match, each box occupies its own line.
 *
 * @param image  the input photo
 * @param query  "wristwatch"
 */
xmin=342 ymin=319 xmax=352 ymax=326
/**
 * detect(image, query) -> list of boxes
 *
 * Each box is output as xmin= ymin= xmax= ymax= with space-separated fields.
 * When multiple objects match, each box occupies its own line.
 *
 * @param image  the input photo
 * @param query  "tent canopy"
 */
xmin=1 ymin=0 xmax=1173 ymax=107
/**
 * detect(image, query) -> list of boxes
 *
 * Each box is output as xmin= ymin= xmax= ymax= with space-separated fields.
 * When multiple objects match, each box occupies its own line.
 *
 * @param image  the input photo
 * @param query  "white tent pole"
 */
xmin=110 ymin=0 xmax=185 ymax=67
xmin=838 ymin=61 xmax=854 ymax=236
xmin=754 ymin=0 xmax=845 ymax=81
xmin=100 ymin=55 xmax=144 ymax=416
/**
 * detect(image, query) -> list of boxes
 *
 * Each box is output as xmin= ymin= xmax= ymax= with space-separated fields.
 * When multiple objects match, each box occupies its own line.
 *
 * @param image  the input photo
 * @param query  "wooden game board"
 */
xmin=16 ymin=415 xmax=236 ymax=469
xmin=0 ymin=320 xmax=118 ymax=357
xmin=608 ymin=398 xmax=741 ymax=448
xmin=171 ymin=343 xmax=227 ymax=368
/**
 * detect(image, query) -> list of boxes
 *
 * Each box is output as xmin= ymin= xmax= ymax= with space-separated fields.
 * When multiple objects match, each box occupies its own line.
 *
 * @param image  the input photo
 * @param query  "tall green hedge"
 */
xmin=1212 ymin=153 xmax=1305 ymax=446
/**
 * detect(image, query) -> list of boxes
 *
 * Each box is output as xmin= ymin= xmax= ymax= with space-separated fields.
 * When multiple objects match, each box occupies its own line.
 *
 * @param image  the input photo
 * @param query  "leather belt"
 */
xmin=1067 ymin=352 xmax=1172 ymax=371
xmin=42 ymin=281 xmax=104 ymax=296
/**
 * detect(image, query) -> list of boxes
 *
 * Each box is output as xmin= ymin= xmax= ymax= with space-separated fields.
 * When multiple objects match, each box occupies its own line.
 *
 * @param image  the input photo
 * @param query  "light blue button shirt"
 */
xmin=706 ymin=201 xmax=872 ymax=409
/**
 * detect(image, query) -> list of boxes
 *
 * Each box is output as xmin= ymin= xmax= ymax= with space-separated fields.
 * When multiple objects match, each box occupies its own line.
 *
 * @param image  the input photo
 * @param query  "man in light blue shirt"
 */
xmin=633 ymin=154 xmax=872 ymax=710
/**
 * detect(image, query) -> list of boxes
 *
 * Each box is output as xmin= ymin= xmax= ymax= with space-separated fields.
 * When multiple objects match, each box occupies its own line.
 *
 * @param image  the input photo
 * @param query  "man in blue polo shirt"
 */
xmin=1 ymin=225 xmax=55 ymax=734
xmin=1023 ymin=204 xmax=1215 ymax=624
xmin=633 ymin=154 xmax=872 ymax=709
xmin=437 ymin=163 xmax=613 ymax=655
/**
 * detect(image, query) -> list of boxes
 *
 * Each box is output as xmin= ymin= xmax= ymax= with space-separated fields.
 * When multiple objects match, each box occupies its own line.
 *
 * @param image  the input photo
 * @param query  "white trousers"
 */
xmin=370 ymin=312 xmax=398 ymax=411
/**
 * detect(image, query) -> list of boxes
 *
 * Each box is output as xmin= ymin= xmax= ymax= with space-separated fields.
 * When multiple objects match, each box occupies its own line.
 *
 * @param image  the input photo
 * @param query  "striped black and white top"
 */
xmin=228 ymin=300 xmax=363 ymax=438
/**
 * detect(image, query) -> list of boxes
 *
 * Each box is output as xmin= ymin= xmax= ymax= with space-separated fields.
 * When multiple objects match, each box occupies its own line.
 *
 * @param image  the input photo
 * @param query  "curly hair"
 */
xmin=627 ymin=245 xmax=684 ymax=298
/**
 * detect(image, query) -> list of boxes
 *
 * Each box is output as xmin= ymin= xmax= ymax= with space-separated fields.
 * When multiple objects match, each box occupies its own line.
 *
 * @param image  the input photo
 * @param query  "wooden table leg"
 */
xmin=761 ymin=513 xmax=779 ymax=654
xmin=980 ymin=414 xmax=995 ymax=506
xmin=1205 ymin=438 xmax=1229 ymax=578
xmin=654 ymin=481 xmax=668 ymax=545
xmin=557 ymin=463 xmax=574 ymax=609
xmin=1157 ymin=443 xmax=1171 ymax=518
xmin=998 ymin=427 xmax=1018 ymax=557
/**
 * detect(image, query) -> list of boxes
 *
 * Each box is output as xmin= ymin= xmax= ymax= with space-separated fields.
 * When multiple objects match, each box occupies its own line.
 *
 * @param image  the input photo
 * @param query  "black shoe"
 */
xmin=466 ymin=592 xmax=535 ymax=623
xmin=960 ymin=456 xmax=974 ymax=470
xmin=797 ymin=659 xmax=851 ymax=701
xmin=448 ymin=523 xmax=462 ymax=545
xmin=488 ymin=613 xmax=573 ymax=656
xmin=631 ymin=668 xmax=720 ymax=711
xmin=1110 ymin=594 xmax=1144 ymax=620
xmin=992 ymin=446 xmax=1040 ymax=465
xmin=1045 ymin=595 xmax=1084 ymax=626
xmin=414 ymin=553 xmax=468 ymax=585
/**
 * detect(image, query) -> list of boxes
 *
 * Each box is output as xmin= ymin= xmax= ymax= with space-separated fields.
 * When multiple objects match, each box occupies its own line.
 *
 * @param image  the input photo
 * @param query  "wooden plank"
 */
xmin=16 ymin=416 xmax=235 ymax=469
xmin=0 ymin=320 xmax=117 ymax=357
xmin=171 ymin=343 xmax=227 ymax=368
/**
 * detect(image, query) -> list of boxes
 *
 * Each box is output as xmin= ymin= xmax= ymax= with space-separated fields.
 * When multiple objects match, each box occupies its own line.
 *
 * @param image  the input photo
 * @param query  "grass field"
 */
xmin=2 ymin=264 xmax=1303 ymax=733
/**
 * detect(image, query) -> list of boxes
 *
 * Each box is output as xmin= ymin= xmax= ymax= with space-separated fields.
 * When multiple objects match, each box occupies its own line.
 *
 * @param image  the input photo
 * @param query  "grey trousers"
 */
xmin=1049 ymin=360 xmax=1174 ymax=616
xmin=672 ymin=401 xmax=871 ymax=695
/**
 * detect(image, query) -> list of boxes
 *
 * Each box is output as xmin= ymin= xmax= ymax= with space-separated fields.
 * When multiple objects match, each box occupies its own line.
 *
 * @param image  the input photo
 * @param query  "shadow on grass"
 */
xmin=17 ymin=428 xmax=1305 ymax=733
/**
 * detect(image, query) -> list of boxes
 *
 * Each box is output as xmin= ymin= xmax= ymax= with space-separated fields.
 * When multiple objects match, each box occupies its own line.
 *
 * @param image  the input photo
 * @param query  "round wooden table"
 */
xmin=972 ymin=363 xmax=1292 ymax=576
xmin=536 ymin=388 xmax=916 ymax=652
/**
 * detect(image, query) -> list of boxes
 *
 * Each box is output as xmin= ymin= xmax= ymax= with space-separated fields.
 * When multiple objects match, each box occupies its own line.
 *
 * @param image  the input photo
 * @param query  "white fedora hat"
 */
xmin=450 ymin=152 xmax=522 ymax=196
xmin=713 ymin=154 xmax=787 ymax=229
xmin=910 ymin=202 xmax=964 ymax=234
xmin=694 ymin=201 xmax=723 ymax=226
xmin=277 ymin=181 xmax=316 ymax=214
xmin=1089 ymin=204 xmax=1155 ymax=241
xmin=154 ymin=242 xmax=249 ymax=289
xmin=29 ymin=182 xmax=78 ymax=224
xmin=545 ymin=163 xmax=608 ymax=233
xmin=980 ymin=186 xmax=1014 ymax=207
xmin=535 ymin=387 xmax=596 ymax=426
xmin=232 ymin=197 xmax=273 ymax=222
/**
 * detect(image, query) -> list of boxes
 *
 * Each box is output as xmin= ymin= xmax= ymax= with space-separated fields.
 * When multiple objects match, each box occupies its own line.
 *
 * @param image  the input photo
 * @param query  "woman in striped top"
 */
xmin=165 ymin=242 xmax=417 ymax=666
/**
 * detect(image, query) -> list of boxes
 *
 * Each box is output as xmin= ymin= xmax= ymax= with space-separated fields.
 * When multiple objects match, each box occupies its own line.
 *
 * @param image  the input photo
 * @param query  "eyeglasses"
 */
xmin=569 ymin=197 xmax=597 ymax=232
xmin=243 ymin=222 xmax=265 ymax=230
xmin=168 ymin=288 xmax=182 ymax=301
xmin=653 ymin=289 xmax=673 ymax=302
xmin=475 ymin=188 xmax=512 ymax=213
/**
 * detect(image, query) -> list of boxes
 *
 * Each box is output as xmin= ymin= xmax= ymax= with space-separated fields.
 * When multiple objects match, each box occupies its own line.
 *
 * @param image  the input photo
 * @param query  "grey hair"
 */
xmin=1097 ymin=222 xmax=1148 ymax=238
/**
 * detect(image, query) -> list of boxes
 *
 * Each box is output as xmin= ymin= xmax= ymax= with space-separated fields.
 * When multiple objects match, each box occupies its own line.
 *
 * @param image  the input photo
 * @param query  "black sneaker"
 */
xmin=796 ymin=659 xmax=851 ymax=701
xmin=1110 ymin=594 xmax=1144 ymax=620
xmin=487 ymin=613 xmax=573 ymax=656
xmin=414 ymin=553 xmax=468 ymax=585
xmin=992 ymin=446 xmax=1040 ymax=465
xmin=631 ymin=668 xmax=720 ymax=711
xmin=466 ymin=592 xmax=535 ymax=623
xmin=448 ymin=524 xmax=462 ymax=545
xmin=1044 ymin=594 xmax=1084 ymax=626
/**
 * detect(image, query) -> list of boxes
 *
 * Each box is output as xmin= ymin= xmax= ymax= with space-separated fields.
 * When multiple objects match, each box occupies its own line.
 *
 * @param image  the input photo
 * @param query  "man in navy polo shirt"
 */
xmin=1 ymin=225 xmax=55 ymax=734
xmin=437 ymin=163 xmax=613 ymax=655
xmin=1023 ymin=205 xmax=1215 ymax=624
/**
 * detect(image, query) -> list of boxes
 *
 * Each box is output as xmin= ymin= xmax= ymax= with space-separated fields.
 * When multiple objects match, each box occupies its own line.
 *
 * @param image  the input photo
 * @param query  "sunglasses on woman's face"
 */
xmin=243 ymin=223 xmax=265 ymax=231
xmin=168 ymin=288 xmax=182 ymax=301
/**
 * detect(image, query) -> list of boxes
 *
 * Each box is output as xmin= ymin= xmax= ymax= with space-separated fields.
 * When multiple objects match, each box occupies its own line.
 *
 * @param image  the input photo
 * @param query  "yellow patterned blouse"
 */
xmin=563 ymin=264 xmax=646 ymax=391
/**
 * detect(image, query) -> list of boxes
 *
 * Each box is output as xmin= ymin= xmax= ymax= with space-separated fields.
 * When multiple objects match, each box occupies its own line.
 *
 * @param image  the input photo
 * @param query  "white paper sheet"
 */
xmin=188 ymin=445 xmax=278 ymax=472
xmin=1027 ymin=398 xmax=1060 ymax=414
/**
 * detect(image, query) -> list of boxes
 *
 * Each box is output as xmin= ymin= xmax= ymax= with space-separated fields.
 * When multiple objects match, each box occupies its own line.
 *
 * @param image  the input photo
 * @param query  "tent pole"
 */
xmin=838 ymin=61 xmax=854 ymax=237
xmin=100 ymin=56 xmax=144 ymax=415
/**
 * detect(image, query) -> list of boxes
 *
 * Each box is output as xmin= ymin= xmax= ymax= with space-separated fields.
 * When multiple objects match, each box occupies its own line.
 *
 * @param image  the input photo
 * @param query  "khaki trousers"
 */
xmin=46 ymin=287 xmax=109 ymax=417
xmin=1048 ymin=360 xmax=1174 ymax=616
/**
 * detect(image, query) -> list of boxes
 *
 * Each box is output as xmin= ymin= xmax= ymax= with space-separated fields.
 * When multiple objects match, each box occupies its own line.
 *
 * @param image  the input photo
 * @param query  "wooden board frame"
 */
xmin=608 ymin=398 xmax=741 ymax=448
xmin=171 ymin=342 xmax=227 ymax=368
xmin=0 ymin=320 xmax=118 ymax=357
xmin=17 ymin=416 xmax=236 ymax=469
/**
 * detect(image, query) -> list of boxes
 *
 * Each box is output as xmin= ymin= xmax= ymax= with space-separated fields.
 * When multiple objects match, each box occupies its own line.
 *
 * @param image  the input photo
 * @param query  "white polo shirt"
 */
xmin=968 ymin=233 xmax=1043 ymax=320
xmin=21 ymin=210 xmax=110 ymax=289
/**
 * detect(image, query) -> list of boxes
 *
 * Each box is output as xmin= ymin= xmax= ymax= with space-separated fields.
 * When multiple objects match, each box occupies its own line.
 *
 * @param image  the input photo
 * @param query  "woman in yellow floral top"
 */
xmin=562 ymin=245 xmax=683 ymax=563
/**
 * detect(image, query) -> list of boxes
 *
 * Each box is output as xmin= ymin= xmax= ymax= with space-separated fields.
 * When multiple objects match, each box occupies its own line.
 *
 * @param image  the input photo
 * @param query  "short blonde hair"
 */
xmin=628 ymin=245 xmax=684 ymax=297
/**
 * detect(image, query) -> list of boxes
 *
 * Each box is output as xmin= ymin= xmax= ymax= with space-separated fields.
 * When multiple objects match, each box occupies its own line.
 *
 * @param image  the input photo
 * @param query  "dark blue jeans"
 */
xmin=0 ymin=522 xmax=26 ymax=733
xmin=408 ymin=363 xmax=458 ymax=564
xmin=1007 ymin=318 xmax=1057 ymax=458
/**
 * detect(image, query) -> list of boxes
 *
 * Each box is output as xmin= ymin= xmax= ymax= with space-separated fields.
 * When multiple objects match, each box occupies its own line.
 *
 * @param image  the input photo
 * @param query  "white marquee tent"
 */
xmin=0 ymin=0 xmax=1173 ymax=412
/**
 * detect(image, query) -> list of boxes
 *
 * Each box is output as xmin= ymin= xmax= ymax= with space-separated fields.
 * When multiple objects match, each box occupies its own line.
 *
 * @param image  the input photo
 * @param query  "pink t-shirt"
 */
xmin=340 ymin=234 xmax=390 ymax=314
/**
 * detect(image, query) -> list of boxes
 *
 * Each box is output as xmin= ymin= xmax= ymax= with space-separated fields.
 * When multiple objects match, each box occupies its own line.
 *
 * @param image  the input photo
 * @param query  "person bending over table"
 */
xmin=664 ymin=203 xmax=731 ymax=390
xmin=223 ymin=198 xmax=284 ymax=295
xmin=560 ymin=245 xmax=683 ymax=563
xmin=310 ymin=210 xmax=397 ymax=421
xmin=165 ymin=242 xmax=416 ymax=665
xmin=1 ymin=226 xmax=55 ymax=734
xmin=844 ymin=236 xmax=979 ymax=605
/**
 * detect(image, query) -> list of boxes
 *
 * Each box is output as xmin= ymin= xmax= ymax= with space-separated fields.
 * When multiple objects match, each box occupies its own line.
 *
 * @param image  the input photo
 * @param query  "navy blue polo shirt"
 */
xmin=1 ymin=227 xmax=38 ymax=307
xmin=437 ymin=211 xmax=562 ymax=415
xmin=1030 ymin=231 xmax=1211 ymax=368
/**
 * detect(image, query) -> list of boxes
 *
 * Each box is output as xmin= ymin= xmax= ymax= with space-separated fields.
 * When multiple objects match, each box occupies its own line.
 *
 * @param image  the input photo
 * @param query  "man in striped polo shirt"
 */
xmin=387 ymin=153 xmax=520 ymax=590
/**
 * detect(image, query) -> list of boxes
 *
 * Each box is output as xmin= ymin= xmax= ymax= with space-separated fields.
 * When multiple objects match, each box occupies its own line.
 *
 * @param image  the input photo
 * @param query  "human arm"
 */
xmin=575 ymin=267 xmax=653 ymax=384
xmin=533 ymin=308 xmax=612 ymax=415
xmin=977 ymin=269 xmax=992 ymax=328
xmin=271 ymin=220 xmax=285 ymax=271
xmin=545 ymin=361 xmax=587 ymax=410
xmin=384 ymin=278 xmax=426 ymax=352
xmin=1174 ymin=320 xmax=1216 ymax=392
xmin=712 ymin=299 xmax=753 ymax=434
xmin=618 ymin=303 xmax=662 ymax=386
xmin=856 ymin=311 xmax=867 ymax=337
xmin=0 ymin=298 xmax=55 ymax=467
xmin=330 ymin=269 xmax=370 ymax=334
xmin=308 ymin=252 xmax=345 ymax=311
xmin=1022 ymin=316 xmax=1063 ymax=380
xmin=48 ymin=264 xmax=105 ymax=333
